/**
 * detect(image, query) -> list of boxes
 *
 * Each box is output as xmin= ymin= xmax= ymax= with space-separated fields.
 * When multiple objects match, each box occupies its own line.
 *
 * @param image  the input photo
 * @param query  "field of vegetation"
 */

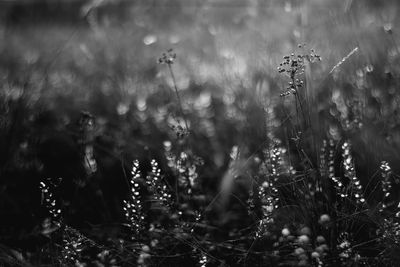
xmin=2 ymin=0 xmax=400 ymax=266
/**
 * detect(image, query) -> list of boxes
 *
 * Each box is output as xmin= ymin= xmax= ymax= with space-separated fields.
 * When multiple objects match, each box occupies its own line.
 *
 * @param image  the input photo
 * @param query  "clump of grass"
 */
xmin=15 ymin=41 xmax=400 ymax=266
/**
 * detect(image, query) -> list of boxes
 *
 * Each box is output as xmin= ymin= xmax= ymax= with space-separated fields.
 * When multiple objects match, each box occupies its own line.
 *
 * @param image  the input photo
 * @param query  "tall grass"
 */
xmin=18 ymin=45 xmax=400 ymax=266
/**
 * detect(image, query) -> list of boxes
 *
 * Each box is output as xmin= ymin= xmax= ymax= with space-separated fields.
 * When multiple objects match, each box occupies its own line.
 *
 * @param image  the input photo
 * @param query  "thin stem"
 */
xmin=168 ymin=64 xmax=189 ymax=131
xmin=294 ymin=85 xmax=308 ymax=129
xmin=294 ymin=90 xmax=300 ymax=127
xmin=167 ymin=64 xmax=189 ymax=204
xmin=175 ymin=158 xmax=180 ymax=205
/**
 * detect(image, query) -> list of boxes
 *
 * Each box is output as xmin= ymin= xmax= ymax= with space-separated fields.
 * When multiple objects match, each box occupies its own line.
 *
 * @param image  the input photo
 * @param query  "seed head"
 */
xmin=158 ymin=48 xmax=176 ymax=65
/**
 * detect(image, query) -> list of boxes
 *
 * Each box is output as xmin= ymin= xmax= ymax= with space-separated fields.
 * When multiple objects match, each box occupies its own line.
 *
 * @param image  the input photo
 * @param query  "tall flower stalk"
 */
xmin=123 ymin=160 xmax=145 ymax=238
xmin=159 ymin=49 xmax=189 ymax=137
xmin=277 ymin=46 xmax=321 ymax=128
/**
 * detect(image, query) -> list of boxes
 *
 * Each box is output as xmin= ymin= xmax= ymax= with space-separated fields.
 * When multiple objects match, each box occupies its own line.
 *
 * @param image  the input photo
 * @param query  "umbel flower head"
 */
xmin=158 ymin=48 xmax=176 ymax=65
xmin=277 ymin=45 xmax=321 ymax=97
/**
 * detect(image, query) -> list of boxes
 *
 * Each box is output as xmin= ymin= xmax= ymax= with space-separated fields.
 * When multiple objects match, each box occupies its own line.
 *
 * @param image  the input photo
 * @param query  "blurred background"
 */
xmin=2 ymin=0 xmax=400 ymax=257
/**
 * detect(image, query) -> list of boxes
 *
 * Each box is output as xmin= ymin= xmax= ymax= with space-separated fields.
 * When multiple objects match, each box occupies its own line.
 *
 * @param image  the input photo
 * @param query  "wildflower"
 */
xmin=39 ymin=180 xmax=62 ymax=227
xmin=298 ymin=235 xmax=310 ymax=244
xmin=164 ymin=143 xmax=201 ymax=198
xmin=61 ymin=226 xmax=86 ymax=266
xmin=316 ymin=235 xmax=326 ymax=244
xmin=379 ymin=161 xmax=393 ymax=212
xmin=319 ymin=139 xmax=327 ymax=178
xmin=255 ymin=144 xmax=282 ymax=237
xmin=256 ymin=175 xmax=279 ymax=237
xmin=380 ymin=218 xmax=400 ymax=244
xmin=337 ymin=232 xmax=360 ymax=264
xmin=199 ymin=252 xmax=208 ymax=267
xmin=327 ymin=139 xmax=346 ymax=198
xmin=158 ymin=48 xmax=176 ymax=65
xmin=300 ymin=226 xmax=311 ymax=236
xmin=295 ymin=247 xmax=306 ymax=255
xmin=137 ymin=245 xmax=151 ymax=266
xmin=282 ymin=228 xmax=290 ymax=236
xmin=342 ymin=142 xmax=366 ymax=205
xmin=171 ymin=123 xmax=190 ymax=139
xmin=270 ymin=146 xmax=281 ymax=181
xmin=318 ymin=214 xmax=331 ymax=225
xmin=315 ymin=244 xmax=329 ymax=254
xmin=159 ymin=49 xmax=189 ymax=136
xmin=123 ymin=160 xmax=145 ymax=237
xmin=277 ymin=47 xmax=321 ymax=97
xmin=146 ymin=159 xmax=172 ymax=209
xmin=311 ymin=251 xmax=320 ymax=259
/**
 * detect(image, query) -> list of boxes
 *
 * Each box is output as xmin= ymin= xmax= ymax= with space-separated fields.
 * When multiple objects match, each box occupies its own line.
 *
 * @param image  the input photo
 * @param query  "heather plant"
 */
xmin=145 ymin=159 xmax=172 ymax=211
xmin=123 ymin=160 xmax=145 ymax=238
xmin=254 ymin=144 xmax=282 ymax=238
xmin=379 ymin=161 xmax=396 ymax=214
xmin=39 ymin=179 xmax=62 ymax=229
xmin=341 ymin=141 xmax=366 ymax=207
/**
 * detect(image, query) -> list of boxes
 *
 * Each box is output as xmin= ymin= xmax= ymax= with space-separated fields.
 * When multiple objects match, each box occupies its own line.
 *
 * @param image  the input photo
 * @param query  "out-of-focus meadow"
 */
xmin=2 ymin=0 xmax=400 ymax=266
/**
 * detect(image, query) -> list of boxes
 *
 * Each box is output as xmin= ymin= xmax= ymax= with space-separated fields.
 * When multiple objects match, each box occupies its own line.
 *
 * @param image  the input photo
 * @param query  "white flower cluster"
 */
xmin=123 ymin=160 xmax=145 ymax=237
